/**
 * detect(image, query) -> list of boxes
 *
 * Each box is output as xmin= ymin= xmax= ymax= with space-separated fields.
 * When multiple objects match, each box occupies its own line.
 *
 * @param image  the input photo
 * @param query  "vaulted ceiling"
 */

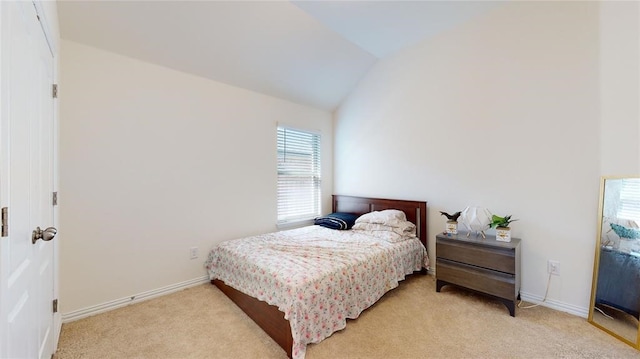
xmin=57 ymin=1 xmax=502 ymax=111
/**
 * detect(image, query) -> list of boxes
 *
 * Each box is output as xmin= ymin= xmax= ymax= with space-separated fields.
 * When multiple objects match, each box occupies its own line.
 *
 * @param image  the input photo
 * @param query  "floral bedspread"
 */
xmin=205 ymin=225 xmax=427 ymax=359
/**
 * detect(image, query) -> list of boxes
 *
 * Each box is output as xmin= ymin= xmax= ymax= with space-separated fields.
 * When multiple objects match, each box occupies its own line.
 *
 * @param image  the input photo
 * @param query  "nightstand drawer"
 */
xmin=437 ymin=240 xmax=515 ymax=274
xmin=437 ymin=258 xmax=516 ymax=300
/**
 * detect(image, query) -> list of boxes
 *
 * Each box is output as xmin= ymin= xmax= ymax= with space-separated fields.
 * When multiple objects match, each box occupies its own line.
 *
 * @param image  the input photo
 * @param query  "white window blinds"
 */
xmin=619 ymin=179 xmax=640 ymax=222
xmin=277 ymin=127 xmax=321 ymax=225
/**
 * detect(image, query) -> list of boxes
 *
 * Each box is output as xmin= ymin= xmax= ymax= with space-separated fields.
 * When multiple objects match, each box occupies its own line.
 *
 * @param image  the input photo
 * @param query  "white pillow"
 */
xmin=352 ymin=220 xmax=417 ymax=243
xmin=355 ymin=209 xmax=407 ymax=225
xmin=602 ymin=217 xmax=640 ymax=253
xmin=352 ymin=221 xmax=416 ymax=236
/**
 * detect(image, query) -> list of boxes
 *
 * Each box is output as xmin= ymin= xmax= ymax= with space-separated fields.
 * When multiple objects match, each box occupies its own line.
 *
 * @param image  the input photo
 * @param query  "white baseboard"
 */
xmin=61 ymin=273 xmax=590 ymax=323
xmin=429 ymin=269 xmax=589 ymax=318
xmin=61 ymin=275 xmax=210 ymax=323
xmin=519 ymin=291 xmax=589 ymax=318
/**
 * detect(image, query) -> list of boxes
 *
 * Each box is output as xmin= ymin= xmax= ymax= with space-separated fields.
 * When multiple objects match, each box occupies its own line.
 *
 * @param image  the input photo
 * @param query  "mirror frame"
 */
xmin=588 ymin=175 xmax=640 ymax=349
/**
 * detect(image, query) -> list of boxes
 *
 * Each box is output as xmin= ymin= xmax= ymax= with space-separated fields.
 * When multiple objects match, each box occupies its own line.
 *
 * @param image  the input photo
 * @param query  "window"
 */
xmin=277 ymin=126 xmax=321 ymax=225
xmin=618 ymin=179 xmax=640 ymax=222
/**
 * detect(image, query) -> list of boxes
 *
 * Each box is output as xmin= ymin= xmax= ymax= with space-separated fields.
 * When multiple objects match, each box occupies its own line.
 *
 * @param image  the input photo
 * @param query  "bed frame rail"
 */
xmin=212 ymin=279 xmax=293 ymax=357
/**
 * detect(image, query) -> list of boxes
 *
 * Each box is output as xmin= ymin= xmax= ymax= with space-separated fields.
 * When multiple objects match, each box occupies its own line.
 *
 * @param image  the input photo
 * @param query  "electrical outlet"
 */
xmin=190 ymin=247 xmax=198 ymax=260
xmin=548 ymin=260 xmax=560 ymax=276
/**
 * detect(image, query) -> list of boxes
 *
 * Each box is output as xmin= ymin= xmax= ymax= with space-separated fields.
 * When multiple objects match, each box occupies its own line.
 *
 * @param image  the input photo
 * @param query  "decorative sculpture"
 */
xmin=459 ymin=206 xmax=492 ymax=238
xmin=439 ymin=211 xmax=461 ymax=222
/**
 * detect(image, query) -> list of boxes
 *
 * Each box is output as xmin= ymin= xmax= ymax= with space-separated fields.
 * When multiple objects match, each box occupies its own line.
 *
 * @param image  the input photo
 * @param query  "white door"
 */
xmin=0 ymin=2 xmax=56 ymax=358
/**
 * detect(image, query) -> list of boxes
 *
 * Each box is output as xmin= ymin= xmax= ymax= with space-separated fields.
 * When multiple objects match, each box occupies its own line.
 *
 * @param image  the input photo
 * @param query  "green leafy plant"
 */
xmin=489 ymin=214 xmax=518 ymax=229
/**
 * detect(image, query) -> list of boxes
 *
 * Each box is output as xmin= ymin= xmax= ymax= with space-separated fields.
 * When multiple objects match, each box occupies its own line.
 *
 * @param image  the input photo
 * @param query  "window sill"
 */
xmin=277 ymin=219 xmax=314 ymax=230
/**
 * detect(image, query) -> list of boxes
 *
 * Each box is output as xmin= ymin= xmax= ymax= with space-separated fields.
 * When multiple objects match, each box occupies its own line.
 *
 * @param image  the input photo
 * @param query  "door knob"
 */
xmin=32 ymin=226 xmax=57 ymax=244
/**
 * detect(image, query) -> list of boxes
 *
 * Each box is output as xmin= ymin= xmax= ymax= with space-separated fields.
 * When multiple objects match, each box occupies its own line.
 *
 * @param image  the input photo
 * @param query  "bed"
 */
xmin=595 ymin=246 xmax=640 ymax=319
xmin=205 ymin=195 xmax=428 ymax=358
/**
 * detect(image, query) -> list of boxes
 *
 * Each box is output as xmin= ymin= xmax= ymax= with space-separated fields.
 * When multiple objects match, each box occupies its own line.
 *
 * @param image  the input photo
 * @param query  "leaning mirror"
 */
xmin=589 ymin=176 xmax=640 ymax=349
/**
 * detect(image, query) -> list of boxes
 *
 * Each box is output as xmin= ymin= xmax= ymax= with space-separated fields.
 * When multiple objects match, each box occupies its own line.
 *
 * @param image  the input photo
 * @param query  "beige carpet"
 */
xmin=55 ymin=275 xmax=640 ymax=358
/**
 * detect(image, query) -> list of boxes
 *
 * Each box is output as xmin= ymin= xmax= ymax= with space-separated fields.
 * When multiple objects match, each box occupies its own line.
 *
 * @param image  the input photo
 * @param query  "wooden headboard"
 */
xmin=332 ymin=195 xmax=428 ymax=249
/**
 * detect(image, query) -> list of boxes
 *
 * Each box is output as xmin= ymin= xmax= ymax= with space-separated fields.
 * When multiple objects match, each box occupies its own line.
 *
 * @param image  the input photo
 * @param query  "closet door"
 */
xmin=0 ymin=2 xmax=56 ymax=358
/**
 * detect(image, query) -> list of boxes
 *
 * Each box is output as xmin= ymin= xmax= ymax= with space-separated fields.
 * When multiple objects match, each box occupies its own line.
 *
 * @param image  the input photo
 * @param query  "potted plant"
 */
xmin=489 ymin=214 xmax=518 ymax=242
xmin=440 ymin=211 xmax=461 ymax=235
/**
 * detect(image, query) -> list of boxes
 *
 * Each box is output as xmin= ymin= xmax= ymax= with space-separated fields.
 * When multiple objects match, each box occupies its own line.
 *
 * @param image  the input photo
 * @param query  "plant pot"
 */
xmin=446 ymin=220 xmax=458 ymax=235
xmin=495 ymin=226 xmax=511 ymax=242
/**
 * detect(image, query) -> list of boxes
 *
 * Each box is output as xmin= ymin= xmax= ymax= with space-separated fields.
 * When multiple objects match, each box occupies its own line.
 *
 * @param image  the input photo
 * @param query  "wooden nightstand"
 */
xmin=436 ymin=232 xmax=521 ymax=316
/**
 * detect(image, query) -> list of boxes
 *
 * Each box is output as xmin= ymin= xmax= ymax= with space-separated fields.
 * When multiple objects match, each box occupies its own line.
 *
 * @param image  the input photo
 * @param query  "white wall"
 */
xmin=59 ymin=40 xmax=333 ymax=314
xmin=599 ymin=1 xmax=640 ymax=175
xmin=334 ymin=1 xmax=639 ymax=315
